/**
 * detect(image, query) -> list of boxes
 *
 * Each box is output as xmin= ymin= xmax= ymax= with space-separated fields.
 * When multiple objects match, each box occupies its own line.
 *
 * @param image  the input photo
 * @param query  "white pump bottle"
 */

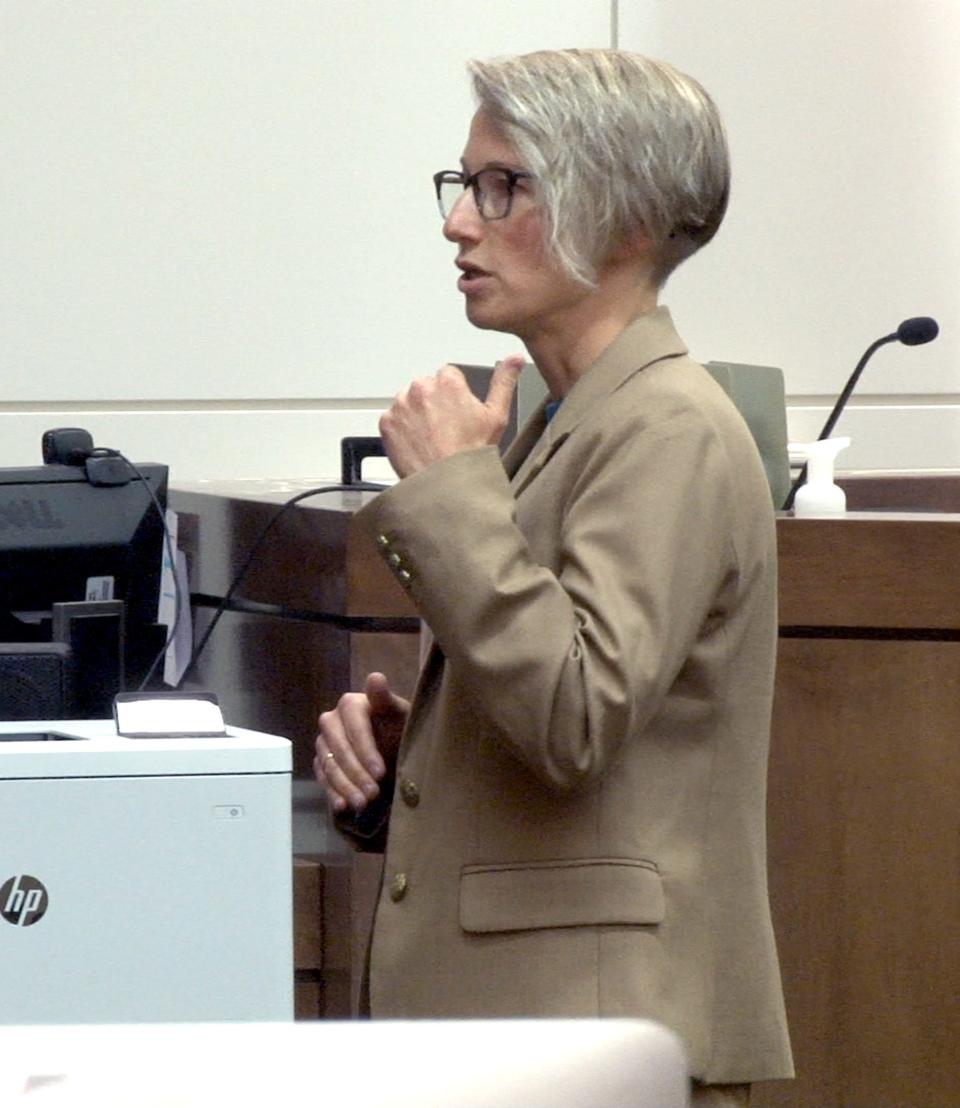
xmin=793 ymin=436 xmax=850 ymax=517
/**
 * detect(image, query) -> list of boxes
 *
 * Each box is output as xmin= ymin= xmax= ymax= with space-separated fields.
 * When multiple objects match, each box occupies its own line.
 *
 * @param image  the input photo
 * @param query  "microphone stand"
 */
xmin=781 ymin=331 xmax=898 ymax=511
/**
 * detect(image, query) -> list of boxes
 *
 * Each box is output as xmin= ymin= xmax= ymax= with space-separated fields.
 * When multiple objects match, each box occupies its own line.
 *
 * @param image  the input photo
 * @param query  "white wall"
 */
xmin=0 ymin=0 xmax=611 ymax=479
xmin=2 ymin=0 xmax=957 ymax=480
xmin=619 ymin=0 xmax=960 ymax=471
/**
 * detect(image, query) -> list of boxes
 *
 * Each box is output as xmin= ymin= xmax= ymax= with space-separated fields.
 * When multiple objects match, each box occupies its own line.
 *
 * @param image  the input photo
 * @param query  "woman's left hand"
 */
xmin=379 ymin=355 xmax=525 ymax=478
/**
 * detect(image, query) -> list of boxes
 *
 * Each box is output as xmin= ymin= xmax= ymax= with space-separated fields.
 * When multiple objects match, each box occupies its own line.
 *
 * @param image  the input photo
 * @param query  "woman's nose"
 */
xmin=442 ymin=187 xmax=483 ymax=243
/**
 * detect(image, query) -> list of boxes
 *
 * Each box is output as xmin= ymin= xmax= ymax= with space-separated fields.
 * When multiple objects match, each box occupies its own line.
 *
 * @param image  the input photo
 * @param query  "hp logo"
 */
xmin=1 ymin=875 xmax=49 ymax=926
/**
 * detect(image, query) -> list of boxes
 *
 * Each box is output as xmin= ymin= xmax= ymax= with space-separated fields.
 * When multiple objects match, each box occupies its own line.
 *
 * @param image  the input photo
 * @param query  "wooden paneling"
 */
xmin=171 ymin=482 xmax=420 ymax=778
xmin=173 ymin=483 xmax=409 ymax=617
xmin=777 ymin=514 xmax=960 ymax=629
xmin=293 ymin=854 xmax=354 ymax=1020
xmin=840 ymin=474 xmax=960 ymax=514
xmin=754 ymin=639 xmax=960 ymax=1108
xmin=293 ymin=856 xmax=323 ymax=1019
xmin=293 ymin=857 xmax=324 ymax=971
xmin=754 ymin=509 xmax=960 ymax=1108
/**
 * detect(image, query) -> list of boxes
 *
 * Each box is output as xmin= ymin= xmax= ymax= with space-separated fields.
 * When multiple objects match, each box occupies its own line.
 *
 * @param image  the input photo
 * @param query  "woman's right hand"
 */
xmin=314 ymin=671 xmax=410 ymax=814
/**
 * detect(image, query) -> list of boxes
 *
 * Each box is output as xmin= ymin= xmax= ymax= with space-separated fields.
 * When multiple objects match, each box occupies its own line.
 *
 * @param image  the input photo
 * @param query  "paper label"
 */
xmin=85 ymin=576 xmax=115 ymax=601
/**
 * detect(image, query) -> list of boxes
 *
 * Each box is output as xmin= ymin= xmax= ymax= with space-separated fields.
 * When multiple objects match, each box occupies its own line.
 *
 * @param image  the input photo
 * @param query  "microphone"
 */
xmin=782 ymin=316 xmax=939 ymax=510
xmin=897 ymin=316 xmax=939 ymax=346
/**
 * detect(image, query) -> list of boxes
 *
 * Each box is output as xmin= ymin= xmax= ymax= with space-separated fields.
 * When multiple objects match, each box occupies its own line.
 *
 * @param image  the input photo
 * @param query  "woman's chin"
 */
xmin=464 ymin=300 xmax=516 ymax=336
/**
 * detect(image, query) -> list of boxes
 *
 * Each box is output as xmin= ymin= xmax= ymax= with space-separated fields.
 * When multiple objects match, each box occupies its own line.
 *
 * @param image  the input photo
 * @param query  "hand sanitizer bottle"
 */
xmin=793 ymin=437 xmax=850 ymax=517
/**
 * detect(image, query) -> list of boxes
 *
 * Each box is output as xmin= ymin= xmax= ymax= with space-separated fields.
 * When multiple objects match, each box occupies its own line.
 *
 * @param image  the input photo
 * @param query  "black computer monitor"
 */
xmin=0 ymin=461 xmax=169 ymax=718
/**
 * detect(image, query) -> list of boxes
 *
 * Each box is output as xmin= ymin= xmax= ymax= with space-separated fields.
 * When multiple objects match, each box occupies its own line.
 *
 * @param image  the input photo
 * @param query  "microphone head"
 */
xmin=897 ymin=316 xmax=939 ymax=346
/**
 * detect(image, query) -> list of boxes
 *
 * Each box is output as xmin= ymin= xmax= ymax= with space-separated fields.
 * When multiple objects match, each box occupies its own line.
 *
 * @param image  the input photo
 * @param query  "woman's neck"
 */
xmin=525 ymin=274 xmax=659 ymax=399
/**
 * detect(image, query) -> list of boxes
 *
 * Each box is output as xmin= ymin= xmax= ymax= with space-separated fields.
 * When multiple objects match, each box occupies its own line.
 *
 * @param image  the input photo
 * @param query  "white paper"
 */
xmin=115 ymin=697 xmax=225 ymax=736
xmin=156 ymin=510 xmax=193 ymax=687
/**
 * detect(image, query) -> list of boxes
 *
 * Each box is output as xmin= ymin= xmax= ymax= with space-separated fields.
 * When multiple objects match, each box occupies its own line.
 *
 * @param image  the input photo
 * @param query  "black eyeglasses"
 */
xmin=433 ymin=168 xmax=533 ymax=221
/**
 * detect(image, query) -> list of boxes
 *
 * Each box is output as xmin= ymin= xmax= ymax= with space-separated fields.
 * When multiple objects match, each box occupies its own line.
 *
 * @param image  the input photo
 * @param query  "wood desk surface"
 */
xmin=776 ymin=511 xmax=960 ymax=630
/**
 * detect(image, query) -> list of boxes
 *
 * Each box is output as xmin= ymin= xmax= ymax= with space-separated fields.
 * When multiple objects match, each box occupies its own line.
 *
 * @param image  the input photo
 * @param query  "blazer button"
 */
xmin=399 ymin=779 xmax=420 ymax=808
xmin=389 ymin=873 xmax=408 ymax=902
xmin=397 ymin=569 xmax=412 ymax=587
xmin=387 ymin=552 xmax=402 ymax=568
xmin=376 ymin=534 xmax=390 ymax=549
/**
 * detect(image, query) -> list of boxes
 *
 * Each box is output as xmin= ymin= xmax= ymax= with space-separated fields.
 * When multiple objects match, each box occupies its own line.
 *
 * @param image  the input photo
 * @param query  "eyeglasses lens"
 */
xmin=476 ymin=171 xmax=511 ymax=219
xmin=438 ymin=177 xmax=466 ymax=219
xmin=436 ymin=171 xmax=513 ymax=220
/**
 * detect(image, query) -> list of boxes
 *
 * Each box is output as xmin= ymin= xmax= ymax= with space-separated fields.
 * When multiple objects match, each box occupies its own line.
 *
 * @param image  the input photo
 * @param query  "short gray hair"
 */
xmin=468 ymin=49 xmax=730 ymax=287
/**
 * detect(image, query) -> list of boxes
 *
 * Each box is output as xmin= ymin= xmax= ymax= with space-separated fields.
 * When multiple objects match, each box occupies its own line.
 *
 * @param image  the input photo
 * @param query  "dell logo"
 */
xmin=1 ymin=875 xmax=49 ymax=927
xmin=0 ymin=499 xmax=65 ymax=532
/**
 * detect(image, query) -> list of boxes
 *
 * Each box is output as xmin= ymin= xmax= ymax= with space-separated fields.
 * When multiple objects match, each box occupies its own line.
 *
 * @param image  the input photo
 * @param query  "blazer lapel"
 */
xmin=419 ymin=310 xmax=687 ymax=710
xmin=507 ymin=306 xmax=689 ymax=497
xmin=502 ymin=401 xmax=549 ymax=481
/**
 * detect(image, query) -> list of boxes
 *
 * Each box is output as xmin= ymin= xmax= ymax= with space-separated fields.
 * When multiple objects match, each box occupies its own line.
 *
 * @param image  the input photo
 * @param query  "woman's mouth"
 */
xmin=456 ymin=262 xmax=492 ymax=293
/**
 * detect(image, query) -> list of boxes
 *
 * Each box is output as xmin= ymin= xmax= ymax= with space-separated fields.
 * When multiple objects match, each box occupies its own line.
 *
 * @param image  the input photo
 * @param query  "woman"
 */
xmin=315 ymin=48 xmax=792 ymax=1104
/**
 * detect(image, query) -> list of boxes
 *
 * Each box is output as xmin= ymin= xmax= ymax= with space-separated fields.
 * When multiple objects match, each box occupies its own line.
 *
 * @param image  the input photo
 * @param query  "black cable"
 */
xmin=189 ymin=592 xmax=419 ymax=633
xmin=174 ymin=481 xmax=386 ymax=689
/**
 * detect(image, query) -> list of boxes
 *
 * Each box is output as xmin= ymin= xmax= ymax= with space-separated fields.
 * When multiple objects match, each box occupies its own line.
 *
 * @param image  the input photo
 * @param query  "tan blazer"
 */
xmin=352 ymin=308 xmax=793 ymax=1084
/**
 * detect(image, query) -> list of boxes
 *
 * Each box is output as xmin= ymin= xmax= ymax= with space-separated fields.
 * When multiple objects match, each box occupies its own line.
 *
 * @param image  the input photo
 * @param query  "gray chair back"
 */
xmin=706 ymin=361 xmax=791 ymax=509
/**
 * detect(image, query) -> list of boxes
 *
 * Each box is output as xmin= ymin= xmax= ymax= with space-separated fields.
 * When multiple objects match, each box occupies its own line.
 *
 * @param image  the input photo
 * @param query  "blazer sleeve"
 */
xmin=355 ymin=401 xmax=752 ymax=793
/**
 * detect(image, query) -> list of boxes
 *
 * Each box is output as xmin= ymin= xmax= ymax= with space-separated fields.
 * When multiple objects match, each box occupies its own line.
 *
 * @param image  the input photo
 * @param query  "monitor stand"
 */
xmin=52 ymin=600 xmax=126 ymax=718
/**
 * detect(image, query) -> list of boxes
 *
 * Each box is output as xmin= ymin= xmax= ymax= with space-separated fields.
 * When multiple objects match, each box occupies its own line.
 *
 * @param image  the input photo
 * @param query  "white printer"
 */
xmin=0 ymin=719 xmax=293 ymax=1024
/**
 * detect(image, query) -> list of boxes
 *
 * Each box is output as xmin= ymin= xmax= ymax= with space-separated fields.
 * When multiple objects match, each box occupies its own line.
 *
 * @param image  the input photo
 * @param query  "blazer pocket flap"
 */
xmin=459 ymin=858 xmax=664 ymax=933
